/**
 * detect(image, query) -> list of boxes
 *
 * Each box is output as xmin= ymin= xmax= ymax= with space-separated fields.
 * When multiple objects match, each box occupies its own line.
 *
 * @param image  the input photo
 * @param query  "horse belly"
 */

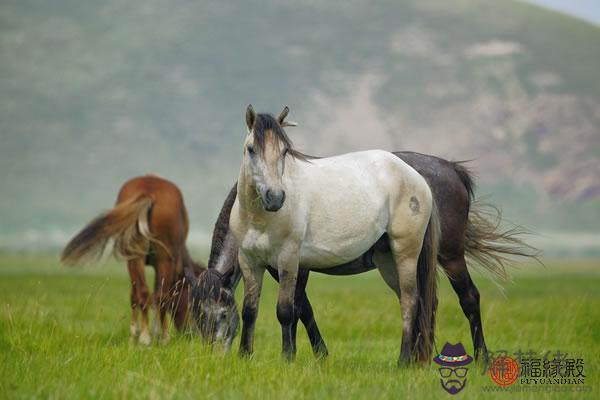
xmin=299 ymin=203 xmax=387 ymax=268
xmin=299 ymin=239 xmax=377 ymax=268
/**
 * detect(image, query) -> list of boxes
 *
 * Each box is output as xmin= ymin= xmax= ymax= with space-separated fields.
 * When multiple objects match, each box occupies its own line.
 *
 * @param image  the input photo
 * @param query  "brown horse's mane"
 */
xmin=252 ymin=113 xmax=317 ymax=162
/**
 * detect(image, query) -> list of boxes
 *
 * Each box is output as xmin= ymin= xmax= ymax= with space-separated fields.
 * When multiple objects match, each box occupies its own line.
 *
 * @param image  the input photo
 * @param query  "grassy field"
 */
xmin=0 ymin=253 xmax=598 ymax=399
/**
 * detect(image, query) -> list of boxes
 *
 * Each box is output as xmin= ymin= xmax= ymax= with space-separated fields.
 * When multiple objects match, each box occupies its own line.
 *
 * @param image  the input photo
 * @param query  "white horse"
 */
xmin=229 ymin=105 xmax=440 ymax=364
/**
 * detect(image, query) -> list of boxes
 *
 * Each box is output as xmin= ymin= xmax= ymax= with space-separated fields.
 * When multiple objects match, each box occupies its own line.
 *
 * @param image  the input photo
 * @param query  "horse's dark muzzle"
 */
xmin=263 ymin=189 xmax=286 ymax=212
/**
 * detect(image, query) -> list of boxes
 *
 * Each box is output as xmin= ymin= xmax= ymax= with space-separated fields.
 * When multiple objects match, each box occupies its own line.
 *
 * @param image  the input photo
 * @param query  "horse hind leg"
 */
xmin=382 ymin=243 xmax=421 ymax=366
xmin=295 ymin=270 xmax=328 ymax=358
xmin=442 ymin=255 xmax=488 ymax=362
xmin=373 ymin=246 xmax=419 ymax=365
xmin=154 ymin=258 xmax=176 ymax=345
xmin=266 ymin=267 xmax=328 ymax=359
xmin=127 ymin=258 xmax=151 ymax=345
xmin=373 ymin=252 xmax=401 ymax=297
xmin=172 ymin=277 xmax=190 ymax=332
xmin=167 ymin=255 xmax=190 ymax=333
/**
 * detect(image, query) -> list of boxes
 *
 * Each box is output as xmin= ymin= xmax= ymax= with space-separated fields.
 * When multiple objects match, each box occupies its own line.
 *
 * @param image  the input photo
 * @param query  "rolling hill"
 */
xmin=0 ymin=0 xmax=598 ymax=255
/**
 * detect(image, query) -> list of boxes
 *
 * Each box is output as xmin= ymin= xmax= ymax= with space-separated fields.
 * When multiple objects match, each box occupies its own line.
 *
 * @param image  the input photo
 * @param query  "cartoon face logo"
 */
xmin=433 ymin=342 xmax=474 ymax=395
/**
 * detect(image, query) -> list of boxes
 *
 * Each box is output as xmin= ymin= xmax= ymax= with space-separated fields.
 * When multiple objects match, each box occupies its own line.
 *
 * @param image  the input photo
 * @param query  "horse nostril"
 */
xmin=280 ymin=190 xmax=286 ymax=204
xmin=265 ymin=189 xmax=273 ymax=202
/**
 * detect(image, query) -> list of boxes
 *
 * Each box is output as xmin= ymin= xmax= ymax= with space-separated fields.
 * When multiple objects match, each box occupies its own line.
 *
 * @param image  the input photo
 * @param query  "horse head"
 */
xmin=241 ymin=105 xmax=301 ymax=212
xmin=187 ymin=267 xmax=239 ymax=350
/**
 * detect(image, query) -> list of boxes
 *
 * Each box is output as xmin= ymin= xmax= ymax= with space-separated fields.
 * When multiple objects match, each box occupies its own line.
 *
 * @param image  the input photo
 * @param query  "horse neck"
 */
xmin=210 ymin=229 xmax=241 ymax=290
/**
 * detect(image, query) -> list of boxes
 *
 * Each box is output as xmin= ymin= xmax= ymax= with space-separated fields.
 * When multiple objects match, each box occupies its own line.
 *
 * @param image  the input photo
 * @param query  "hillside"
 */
xmin=0 ymin=0 xmax=598 ymax=255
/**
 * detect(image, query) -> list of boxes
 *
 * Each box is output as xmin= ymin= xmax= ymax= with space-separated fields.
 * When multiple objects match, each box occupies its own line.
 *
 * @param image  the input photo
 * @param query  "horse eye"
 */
xmin=247 ymin=146 xmax=255 ymax=156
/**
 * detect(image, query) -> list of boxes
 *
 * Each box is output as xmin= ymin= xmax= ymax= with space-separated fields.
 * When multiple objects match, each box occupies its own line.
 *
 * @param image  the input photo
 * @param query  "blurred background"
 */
xmin=1 ymin=0 xmax=598 ymax=257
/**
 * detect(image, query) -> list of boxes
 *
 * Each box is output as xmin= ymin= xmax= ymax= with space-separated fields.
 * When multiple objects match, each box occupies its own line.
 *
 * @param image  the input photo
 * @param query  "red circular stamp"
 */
xmin=489 ymin=356 xmax=520 ymax=387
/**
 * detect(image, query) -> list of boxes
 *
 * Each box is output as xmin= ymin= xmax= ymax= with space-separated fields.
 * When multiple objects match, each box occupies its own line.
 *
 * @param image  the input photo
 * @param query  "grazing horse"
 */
xmin=226 ymin=105 xmax=440 ymax=364
xmin=61 ymin=175 xmax=205 ymax=345
xmin=186 ymin=114 xmax=538 ymax=363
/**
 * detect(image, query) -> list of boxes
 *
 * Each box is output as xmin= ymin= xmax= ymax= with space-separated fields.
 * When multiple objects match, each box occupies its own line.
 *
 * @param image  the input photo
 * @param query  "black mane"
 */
xmin=193 ymin=269 xmax=234 ymax=305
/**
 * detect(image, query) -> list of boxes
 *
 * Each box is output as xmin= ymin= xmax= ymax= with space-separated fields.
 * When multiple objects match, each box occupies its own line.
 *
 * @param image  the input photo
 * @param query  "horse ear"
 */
xmin=277 ymin=106 xmax=289 ymax=125
xmin=277 ymin=106 xmax=298 ymax=128
xmin=183 ymin=262 xmax=204 ymax=287
xmin=281 ymin=120 xmax=298 ymax=128
xmin=246 ymin=104 xmax=256 ymax=131
xmin=220 ymin=266 xmax=235 ymax=288
xmin=219 ymin=287 xmax=234 ymax=304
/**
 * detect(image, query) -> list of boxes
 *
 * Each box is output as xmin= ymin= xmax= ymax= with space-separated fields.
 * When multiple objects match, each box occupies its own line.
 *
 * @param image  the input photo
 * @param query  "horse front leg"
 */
xmin=276 ymin=250 xmax=300 ymax=361
xmin=239 ymin=251 xmax=265 ymax=357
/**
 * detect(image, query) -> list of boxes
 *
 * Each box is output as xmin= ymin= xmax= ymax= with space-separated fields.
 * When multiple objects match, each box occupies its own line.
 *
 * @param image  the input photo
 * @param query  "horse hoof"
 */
xmin=139 ymin=332 xmax=152 ymax=346
xmin=282 ymin=352 xmax=296 ymax=362
xmin=397 ymin=358 xmax=412 ymax=368
xmin=314 ymin=343 xmax=329 ymax=359
xmin=159 ymin=335 xmax=171 ymax=346
xmin=130 ymin=328 xmax=140 ymax=338
xmin=239 ymin=349 xmax=253 ymax=359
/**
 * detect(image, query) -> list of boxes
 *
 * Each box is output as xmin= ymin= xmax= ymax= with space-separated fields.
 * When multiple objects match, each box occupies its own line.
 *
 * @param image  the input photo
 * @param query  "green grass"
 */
xmin=0 ymin=253 xmax=598 ymax=399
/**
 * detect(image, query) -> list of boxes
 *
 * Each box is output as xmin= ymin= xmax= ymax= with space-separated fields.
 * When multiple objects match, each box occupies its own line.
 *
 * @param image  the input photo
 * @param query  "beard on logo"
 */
xmin=441 ymin=379 xmax=466 ymax=395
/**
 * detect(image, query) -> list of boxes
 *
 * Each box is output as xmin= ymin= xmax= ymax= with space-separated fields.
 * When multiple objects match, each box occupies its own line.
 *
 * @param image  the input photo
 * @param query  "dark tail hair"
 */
xmin=413 ymin=197 xmax=441 ymax=363
xmin=451 ymin=161 xmax=540 ymax=280
xmin=61 ymin=196 xmax=167 ymax=265
xmin=464 ymin=201 xmax=540 ymax=280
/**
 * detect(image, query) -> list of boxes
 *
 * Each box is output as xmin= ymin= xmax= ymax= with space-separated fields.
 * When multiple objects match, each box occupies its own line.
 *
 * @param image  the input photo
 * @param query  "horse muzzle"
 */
xmin=262 ymin=189 xmax=286 ymax=212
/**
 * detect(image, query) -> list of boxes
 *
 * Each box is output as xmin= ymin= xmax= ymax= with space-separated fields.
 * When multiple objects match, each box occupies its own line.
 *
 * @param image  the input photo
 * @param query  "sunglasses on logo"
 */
xmin=439 ymin=367 xmax=468 ymax=378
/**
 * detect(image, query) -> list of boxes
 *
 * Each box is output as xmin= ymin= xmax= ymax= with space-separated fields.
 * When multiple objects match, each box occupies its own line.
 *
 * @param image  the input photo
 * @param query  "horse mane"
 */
xmin=252 ymin=113 xmax=316 ymax=161
xmin=196 ymin=269 xmax=223 ymax=301
xmin=193 ymin=269 xmax=235 ymax=305
xmin=208 ymin=184 xmax=237 ymax=270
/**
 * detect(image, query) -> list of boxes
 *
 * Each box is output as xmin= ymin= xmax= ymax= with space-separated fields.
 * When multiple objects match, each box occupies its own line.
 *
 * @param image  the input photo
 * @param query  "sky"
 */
xmin=523 ymin=0 xmax=600 ymax=26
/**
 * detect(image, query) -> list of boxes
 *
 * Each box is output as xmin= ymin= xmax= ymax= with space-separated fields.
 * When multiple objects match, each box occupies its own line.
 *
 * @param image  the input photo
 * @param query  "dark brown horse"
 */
xmin=61 ymin=175 xmax=205 ymax=345
xmin=187 ymin=151 xmax=537 ymax=362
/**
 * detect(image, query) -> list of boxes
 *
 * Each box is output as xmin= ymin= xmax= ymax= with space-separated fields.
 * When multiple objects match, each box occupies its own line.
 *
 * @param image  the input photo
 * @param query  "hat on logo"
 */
xmin=433 ymin=342 xmax=474 ymax=366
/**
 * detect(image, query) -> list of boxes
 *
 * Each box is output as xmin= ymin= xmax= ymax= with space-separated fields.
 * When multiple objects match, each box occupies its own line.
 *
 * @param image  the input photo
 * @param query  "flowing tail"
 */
xmin=464 ymin=201 xmax=540 ymax=281
xmin=452 ymin=161 xmax=541 ymax=281
xmin=413 ymin=197 xmax=441 ymax=363
xmin=61 ymin=195 xmax=165 ymax=265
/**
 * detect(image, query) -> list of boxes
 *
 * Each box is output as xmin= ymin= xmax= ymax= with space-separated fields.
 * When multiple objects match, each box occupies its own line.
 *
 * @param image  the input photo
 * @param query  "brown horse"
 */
xmin=61 ymin=175 xmax=205 ymax=345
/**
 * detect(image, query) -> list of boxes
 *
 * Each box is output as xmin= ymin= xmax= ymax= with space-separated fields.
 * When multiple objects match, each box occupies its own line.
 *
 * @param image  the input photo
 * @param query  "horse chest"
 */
xmin=239 ymin=229 xmax=277 ymax=260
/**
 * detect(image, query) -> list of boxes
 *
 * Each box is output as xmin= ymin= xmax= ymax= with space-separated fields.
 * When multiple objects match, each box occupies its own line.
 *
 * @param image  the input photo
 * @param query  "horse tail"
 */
xmin=413 ymin=196 xmax=441 ymax=363
xmin=449 ymin=161 xmax=540 ymax=280
xmin=464 ymin=200 xmax=540 ymax=281
xmin=451 ymin=161 xmax=475 ymax=201
xmin=61 ymin=195 xmax=165 ymax=266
